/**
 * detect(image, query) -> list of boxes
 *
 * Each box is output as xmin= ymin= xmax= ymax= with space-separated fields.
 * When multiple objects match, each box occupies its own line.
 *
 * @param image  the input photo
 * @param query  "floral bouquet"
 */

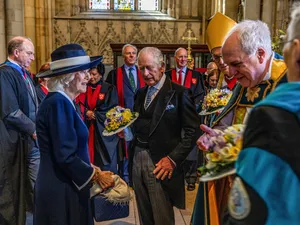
xmin=103 ymin=106 xmax=139 ymax=137
xmin=199 ymin=89 xmax=232 ymax=115
xmin=199 ymin=124 xmax=245 ymax=182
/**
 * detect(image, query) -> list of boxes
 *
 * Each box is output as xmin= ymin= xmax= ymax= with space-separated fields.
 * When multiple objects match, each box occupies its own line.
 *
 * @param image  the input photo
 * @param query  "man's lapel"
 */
xmin=135 ymin=65 xmax=142 ymax=89
xmin=28 ymin=78 xmax=39 ymax=108
xmin=149 ymin=78 xmax=175 ymax=137
xmin=185 ymin=68 xmax=190 ymax=84
xmin=24 ymin=71 xmax=38 ymax=108
xmin=134 ymin=87 xmax=147 ymax=113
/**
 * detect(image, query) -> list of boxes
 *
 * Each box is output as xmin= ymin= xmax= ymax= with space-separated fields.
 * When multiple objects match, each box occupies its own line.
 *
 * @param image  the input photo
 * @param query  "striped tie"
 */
xmin=145 ymin=86 xmax=156 ymax=108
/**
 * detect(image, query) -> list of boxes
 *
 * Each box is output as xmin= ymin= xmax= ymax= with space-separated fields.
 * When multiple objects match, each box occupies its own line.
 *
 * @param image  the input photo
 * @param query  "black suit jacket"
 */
xmin=129 ymin=77 xmax=200 ymax=209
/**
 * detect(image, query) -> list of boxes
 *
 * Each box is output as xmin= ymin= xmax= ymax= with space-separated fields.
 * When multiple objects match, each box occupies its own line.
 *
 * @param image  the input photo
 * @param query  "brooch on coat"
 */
xmin=245 ymin=86 xmax=261 ymax=102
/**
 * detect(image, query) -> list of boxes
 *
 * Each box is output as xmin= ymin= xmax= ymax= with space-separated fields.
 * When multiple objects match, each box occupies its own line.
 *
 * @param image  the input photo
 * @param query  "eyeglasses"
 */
xmin=212 ymin=54 xmax=223 ymax=63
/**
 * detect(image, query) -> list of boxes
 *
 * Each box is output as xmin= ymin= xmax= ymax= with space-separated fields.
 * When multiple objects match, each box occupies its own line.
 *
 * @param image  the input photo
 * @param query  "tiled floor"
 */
xmin=95 ymin=184 xmax=198 ymax=225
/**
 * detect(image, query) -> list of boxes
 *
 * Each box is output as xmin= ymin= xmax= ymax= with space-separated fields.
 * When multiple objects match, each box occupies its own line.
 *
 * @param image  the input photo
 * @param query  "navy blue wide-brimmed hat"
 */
xmin=36 ymin=43 xmax=103 ymax=78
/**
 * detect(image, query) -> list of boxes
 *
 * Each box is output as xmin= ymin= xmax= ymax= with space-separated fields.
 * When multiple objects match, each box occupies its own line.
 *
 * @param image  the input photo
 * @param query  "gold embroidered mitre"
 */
xmin=206 ymin=12 xmax=236 ymax=52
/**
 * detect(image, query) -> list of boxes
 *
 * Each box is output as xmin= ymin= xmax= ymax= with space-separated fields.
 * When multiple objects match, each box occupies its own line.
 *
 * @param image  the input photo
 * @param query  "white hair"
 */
xmin=122 ymin=44 xmax=137 ymax=56
xmin=174 ymin=47 xmax=187 ymax=56
xmin=47 ymin=73 xmax=75 ymax=92
xmin=287 ymin=2 xmax=300 ymax=41
xmin=224 ymin=20 xmax=272 ymax=56
xmin=138 ymin=47 xmax=164 ymax=68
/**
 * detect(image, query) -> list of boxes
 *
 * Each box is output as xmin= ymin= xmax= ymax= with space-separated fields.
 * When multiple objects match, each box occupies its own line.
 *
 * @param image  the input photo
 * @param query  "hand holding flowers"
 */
xmin=198 ymin=124 xmax=245 ymax=181
xmin=197 ymin=124 xmax=218 ymax=151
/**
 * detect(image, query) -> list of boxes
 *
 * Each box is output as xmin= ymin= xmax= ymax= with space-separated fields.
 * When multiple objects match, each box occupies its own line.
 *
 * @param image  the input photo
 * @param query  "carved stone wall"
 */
xmin=52 ymin=0 xmax=216 ymax=65
xmin=54 ymin=19 xmax=202 ymax=64
xmin=0 ymin=0 xmax=290 ymax=72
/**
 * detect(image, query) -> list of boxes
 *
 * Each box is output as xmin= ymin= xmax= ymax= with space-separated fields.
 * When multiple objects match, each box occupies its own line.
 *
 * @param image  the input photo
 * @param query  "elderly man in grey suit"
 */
xmin=129 ymin=47 xmax=199 ymax=225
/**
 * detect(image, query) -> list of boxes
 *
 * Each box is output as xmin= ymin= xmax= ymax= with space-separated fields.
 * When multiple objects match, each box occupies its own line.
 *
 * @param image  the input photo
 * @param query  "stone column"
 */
xmin=79 ymin=0 xmax=87 ymax=12
xmin=35 ymin=0 xmax=46 ymax=71
xmin=0 ymin=0 xmax=6 ymax=62
xmin=244 ymin=0 xmax=260 ymax=20
xmin=72 ymin=0 xmax=80 ymax=16
xmin=167 ymin=0 xmax=172 ymax=16
xmin=6 ymin=0 xmax=24 ymax=41
xmin=180 ymin=0 xmax=189 ymax=18
xmin=261 ymin=0 xmax=273 ymax=33
xmin=225 ymin=0 xmax=239 ymax=22
xmin=201 ymin=0 xmax=206 ymax=43
xmin=24 ymin=0 xmax=36 ymax=72
xmin=161 ymin=0 xmax=168 ymax=13
xmin=175 ymin=0 xmax=180 ymax=19
xmin=110 ymin=0 xmax=114 ymax=10
xmin=191 ymin=0 xmax=198 ymax=18
xmin=55 ymin=0 xmax=72 ymax=16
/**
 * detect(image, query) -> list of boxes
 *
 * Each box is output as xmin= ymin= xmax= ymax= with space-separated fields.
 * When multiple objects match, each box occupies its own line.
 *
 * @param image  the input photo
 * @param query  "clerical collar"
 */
xmin=263 ymin=52 xmax=274 ymax=81
xmin=176 ymin=66 xmax=187 ymax=74
xmin=7 ymin=57 xmax=22 ymax=69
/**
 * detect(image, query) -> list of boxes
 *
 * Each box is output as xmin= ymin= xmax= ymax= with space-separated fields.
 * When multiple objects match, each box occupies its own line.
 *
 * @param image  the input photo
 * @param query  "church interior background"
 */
xmin=0 ymin=0 xmax=295 ymax=74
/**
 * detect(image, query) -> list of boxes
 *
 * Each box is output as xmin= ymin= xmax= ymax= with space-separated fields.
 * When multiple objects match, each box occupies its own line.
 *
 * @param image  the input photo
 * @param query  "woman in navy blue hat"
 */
xmin=34 ymin=43 xmax=115 ymax=225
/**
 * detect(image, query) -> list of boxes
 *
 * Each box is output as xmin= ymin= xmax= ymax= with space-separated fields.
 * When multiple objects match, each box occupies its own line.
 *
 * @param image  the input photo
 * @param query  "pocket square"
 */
xmin=166 ymin=104 xmax=175 ymax=110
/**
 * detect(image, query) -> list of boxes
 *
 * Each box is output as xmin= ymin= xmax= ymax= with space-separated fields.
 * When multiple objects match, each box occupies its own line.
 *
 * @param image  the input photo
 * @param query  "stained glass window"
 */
xmin=138 ymin=0 xmax=158 ymax=10
xmin=114 ymin=0 xmax=134 ymax=10
xmin=89 ymin=0 xmax=110 ymax=9
xmin=89 ymin=0 xmax=159 ymax=10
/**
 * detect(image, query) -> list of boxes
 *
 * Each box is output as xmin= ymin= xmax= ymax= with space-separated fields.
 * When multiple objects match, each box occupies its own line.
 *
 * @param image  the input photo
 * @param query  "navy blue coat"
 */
xmin=34 ymin=92 xmax=94 ymax=225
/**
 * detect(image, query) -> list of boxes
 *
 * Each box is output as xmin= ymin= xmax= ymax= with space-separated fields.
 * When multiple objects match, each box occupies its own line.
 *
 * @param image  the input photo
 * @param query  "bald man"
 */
xmin=205 ymin=61 xmax=219 ymax=75
xmin=165 ymin=47 xmax=205 ymax=191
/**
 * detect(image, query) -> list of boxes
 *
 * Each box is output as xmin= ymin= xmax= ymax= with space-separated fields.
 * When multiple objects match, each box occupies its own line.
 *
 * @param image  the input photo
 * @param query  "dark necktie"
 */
xmin=145 ymin=86 xmax=156 ymax=108
xmin=22 ymin=68 xmax=34 ymax=96
xmin=128 ymin=67 xmax=136 ymax=91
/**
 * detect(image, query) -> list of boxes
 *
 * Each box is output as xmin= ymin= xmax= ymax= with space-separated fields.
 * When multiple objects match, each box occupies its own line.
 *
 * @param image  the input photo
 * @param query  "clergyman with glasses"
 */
xmin=193 ymin=20 xmax=288 ymax=224
xmin=206 ymin=12 xmax=238 ymax=91
xmin=225 ymin=3 xmax=300 ymax=224
xmin=192 ymin=12 xmax=237 ymax=225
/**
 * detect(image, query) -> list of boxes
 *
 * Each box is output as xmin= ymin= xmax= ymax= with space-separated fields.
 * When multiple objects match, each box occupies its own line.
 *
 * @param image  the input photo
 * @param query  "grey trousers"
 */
xmin=132 ymin=146 xmax=175 ymax=225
